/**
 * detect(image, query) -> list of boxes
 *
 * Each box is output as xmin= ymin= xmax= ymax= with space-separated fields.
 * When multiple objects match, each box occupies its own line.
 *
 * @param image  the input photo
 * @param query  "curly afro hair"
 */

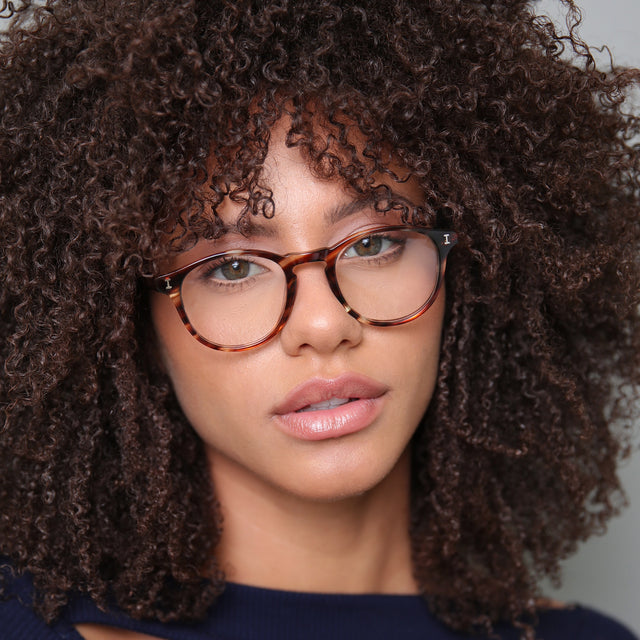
xmin=1 ymin=0 xmax=639 ymax=636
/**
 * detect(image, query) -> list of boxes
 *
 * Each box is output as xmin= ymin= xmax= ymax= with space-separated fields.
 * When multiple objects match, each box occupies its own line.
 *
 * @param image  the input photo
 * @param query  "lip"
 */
xmin=273 ymin=374 xmax=389 ymax=441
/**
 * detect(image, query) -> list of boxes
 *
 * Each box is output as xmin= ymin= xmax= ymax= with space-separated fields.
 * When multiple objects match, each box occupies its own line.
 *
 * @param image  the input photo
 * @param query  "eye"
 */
xmin=343 ymin=234 xmax=400 ymax=259
xmin=214 ymin=258 xmax=260 ymax=281
xmin=348 ymin=235 xmax=383 ymax=257
xmin=195 ymin=257 xmax=268 ymax=285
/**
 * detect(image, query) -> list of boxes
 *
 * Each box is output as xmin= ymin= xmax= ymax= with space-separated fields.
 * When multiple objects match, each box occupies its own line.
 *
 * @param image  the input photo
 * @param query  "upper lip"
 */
xmin=273 ymin=374 xmax=389 ymax=415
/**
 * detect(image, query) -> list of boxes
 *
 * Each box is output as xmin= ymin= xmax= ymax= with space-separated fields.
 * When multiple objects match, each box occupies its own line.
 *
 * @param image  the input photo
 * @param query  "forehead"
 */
xmin=210 ymin=117 xmax=424 ymax=230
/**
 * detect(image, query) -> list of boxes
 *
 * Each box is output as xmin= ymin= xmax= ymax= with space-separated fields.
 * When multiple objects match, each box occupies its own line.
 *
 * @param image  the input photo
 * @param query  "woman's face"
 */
xmin=150 ymin=126 xmax=445 ymax=502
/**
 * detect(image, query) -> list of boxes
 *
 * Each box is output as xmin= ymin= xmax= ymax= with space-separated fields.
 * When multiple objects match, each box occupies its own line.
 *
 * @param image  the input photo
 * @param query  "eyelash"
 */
xmin=194 ymin=258 xmax=268 ymax=290
xmin=341 ymin=234 xmax=406 ymax=265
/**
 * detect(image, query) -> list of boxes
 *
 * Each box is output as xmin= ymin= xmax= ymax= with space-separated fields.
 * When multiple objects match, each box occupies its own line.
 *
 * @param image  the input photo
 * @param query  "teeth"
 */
xmin=298 ymin=398 xmax=352 ymax=413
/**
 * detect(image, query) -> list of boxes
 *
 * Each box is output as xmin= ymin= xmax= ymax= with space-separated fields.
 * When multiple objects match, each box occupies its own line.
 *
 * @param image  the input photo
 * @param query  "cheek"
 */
xmin=149 ymin=293 xmax=216 ymax=417
xmin=150 ymin=292 xmax=265 ymax=428
xmin=149 ymin=292 xmax=189 ymax=378
xmin=391 ymin=293 xmax=445 ymax=412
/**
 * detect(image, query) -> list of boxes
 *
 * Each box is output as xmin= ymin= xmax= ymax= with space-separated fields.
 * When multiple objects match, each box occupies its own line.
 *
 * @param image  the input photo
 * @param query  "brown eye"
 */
xmin=193 ymin=258 xmax=268 ymax=286
xmin=219 ymin=259 xmax=252 ymax=280
xmin=348 ymin=235 xmax=383 ymax=257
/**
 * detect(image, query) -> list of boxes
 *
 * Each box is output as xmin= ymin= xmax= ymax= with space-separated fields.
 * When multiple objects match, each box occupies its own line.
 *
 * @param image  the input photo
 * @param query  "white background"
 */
xmin=534 ymin=0 xmax=640 ymax=633
xmin=2 ymin=0 xmax=639 ymax=633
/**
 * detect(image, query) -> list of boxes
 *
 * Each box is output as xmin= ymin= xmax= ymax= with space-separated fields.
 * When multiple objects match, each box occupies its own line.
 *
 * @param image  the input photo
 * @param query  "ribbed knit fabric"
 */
xmin=1 ymin=569 xmax=637 ymax=640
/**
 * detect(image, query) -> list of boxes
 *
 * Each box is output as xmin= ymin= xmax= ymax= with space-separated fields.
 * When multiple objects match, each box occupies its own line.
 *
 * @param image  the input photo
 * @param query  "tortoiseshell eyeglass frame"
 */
xmin=150 ymin=225 xmax=458 ymax=352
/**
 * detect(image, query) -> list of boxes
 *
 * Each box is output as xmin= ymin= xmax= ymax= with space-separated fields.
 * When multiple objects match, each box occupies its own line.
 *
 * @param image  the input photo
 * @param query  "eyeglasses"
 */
xmin=151 ymin=225 xmax=457 ymax=352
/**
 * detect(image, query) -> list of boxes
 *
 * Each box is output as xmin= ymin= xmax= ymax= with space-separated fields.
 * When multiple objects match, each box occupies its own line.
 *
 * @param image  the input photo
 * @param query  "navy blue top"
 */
xmin=1 ymin=569 xmax=637 ymax=640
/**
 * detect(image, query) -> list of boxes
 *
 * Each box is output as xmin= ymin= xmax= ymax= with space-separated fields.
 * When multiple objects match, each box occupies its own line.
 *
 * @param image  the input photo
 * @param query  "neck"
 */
xmin=209 ymin=448 xmax=417 ymax=595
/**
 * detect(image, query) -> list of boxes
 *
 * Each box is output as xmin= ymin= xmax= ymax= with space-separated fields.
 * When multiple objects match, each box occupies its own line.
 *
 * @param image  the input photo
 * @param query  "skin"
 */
xmin=77 ymin=124 xmax=446 ymax=638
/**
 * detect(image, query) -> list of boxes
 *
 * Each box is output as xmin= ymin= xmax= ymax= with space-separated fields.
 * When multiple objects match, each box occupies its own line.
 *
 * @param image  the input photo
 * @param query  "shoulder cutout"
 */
xmin=75 ymin=623 xmax=166 ymax=640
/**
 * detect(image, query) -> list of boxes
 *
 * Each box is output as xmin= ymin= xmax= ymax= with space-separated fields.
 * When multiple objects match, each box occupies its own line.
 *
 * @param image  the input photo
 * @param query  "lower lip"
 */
xmin=274 ymin=396 xmax=385 ymax=441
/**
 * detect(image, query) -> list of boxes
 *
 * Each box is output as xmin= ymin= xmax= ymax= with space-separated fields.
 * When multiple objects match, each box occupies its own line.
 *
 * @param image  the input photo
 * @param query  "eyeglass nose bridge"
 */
xmin=275 ymin=245 xmax=357 ymax=331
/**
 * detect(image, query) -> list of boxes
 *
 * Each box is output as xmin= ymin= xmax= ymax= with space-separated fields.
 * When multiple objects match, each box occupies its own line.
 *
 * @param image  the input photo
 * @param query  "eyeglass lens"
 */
xmin=179 ymin=228 xmax=440 ymax=349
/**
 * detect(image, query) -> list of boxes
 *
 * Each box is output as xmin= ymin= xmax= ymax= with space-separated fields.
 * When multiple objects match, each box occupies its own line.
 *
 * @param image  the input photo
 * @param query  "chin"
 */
xmin=273 ymin=454 xmax=408 ymax=504
xmin=283 ymin=478 xmax=375 ymax=503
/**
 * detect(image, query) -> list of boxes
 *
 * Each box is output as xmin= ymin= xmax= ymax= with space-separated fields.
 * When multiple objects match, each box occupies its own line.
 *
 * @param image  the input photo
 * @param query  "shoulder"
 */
xmin=0 ymin=564 xmax=77 ymax=640
xmin=530 ymin=605 xmax=638 ymax=640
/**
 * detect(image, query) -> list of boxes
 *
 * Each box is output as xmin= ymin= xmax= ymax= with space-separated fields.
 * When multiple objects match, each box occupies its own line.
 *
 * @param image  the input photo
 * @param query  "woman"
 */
xmin=1 ymin=0 xmax=639 ymax=638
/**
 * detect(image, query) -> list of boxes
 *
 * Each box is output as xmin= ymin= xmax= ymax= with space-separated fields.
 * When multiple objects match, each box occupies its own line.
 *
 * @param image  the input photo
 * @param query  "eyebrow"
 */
xmin=221 ymin=196 xmax=379 ymax=238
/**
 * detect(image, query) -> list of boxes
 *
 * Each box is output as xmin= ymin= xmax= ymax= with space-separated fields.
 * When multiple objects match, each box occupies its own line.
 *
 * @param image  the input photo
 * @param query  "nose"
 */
xmin=278 ymin=262 xmax=363 ymax=356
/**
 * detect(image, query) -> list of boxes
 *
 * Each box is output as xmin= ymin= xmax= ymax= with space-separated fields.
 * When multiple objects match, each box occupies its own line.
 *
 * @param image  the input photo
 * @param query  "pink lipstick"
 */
xmin=273 ymin=374 xmax=388 ymax=441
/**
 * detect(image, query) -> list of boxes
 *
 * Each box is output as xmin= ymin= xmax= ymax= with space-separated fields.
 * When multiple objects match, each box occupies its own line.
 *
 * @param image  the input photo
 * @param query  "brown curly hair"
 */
xmin=1 ymin=0 xmax=639 ymax=636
